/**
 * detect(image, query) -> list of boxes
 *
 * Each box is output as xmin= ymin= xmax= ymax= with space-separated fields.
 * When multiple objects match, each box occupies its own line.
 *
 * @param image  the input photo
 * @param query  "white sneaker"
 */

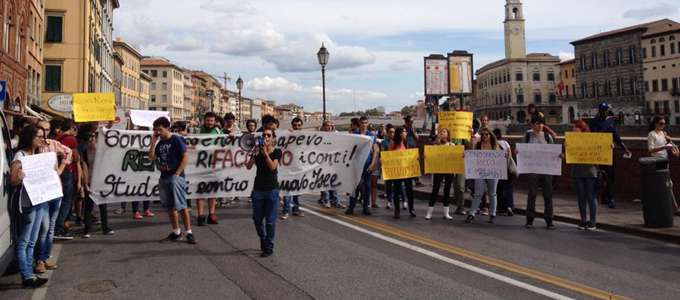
xmin=443 ymin=207 xmax=453 ymax=220
xmin=425 ymin=207 xmax=434 ymax=220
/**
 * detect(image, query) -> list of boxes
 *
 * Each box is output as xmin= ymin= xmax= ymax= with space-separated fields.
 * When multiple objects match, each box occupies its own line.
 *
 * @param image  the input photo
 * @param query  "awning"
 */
xmin=29 ymin=104 xmax=64 ymax=119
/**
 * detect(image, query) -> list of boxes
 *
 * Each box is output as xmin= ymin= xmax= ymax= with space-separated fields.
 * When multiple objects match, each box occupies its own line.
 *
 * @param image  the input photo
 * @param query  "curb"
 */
xmin=378 ymin=183 xmax=680 ymax=246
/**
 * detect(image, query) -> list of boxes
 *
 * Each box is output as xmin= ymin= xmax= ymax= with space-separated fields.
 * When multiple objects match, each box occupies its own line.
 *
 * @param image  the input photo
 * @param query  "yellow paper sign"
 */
xmin=381 ymin=149 xmax=421 ymax=180
xmin=424 ymin=145 xmax=465 ymax=174
xmin=439 ymin=111 xmax=473 ymax=141
xmin=73 ymin=93 xmax=115 ymax=122
xmin=565 ymin=132 xmax=613 ymax=165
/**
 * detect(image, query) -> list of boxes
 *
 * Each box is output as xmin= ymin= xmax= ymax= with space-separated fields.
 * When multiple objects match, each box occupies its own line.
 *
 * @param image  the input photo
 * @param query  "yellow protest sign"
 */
xmin=381 ymin=149 xmax=421 ymax=180
xmin=424 ymin=145 xmax=465 ymax=174
xmin=565 ymin=132 xmax=613 ymax=165
xmin=438 ymin=111 xmax=473 ymax=140
xmin=73 ymin=93 xmax=115 ymax=122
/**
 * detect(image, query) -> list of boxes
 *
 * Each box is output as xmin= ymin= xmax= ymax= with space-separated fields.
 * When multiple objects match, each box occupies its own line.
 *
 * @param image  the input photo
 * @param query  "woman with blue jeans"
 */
xmin=12 ymin=125 xmax=58 ymax=287
xmin=466 ymin=127 xmax=505 ymax=224
xmin=571 ymin=120 xmax=599 ymax=230
xmin=247 ymin=128 xmax=281 ymax=257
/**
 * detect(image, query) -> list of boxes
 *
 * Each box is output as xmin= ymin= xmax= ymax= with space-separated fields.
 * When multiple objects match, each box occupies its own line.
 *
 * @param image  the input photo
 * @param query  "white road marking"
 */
xmin=301 ymin=207 xmax=575 ymax=300
xmin=31 ymin=243 xmax=62 ymax=300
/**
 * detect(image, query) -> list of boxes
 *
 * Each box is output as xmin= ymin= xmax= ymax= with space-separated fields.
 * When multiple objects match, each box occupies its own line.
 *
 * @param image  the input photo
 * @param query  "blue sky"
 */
xmin=115 ymin=0 xmax=680 ymax=113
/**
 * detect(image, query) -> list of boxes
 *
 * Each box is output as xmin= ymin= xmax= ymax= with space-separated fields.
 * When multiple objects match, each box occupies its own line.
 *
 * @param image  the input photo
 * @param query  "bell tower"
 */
xmin=504 ymin=0 xmax=526 ymax=59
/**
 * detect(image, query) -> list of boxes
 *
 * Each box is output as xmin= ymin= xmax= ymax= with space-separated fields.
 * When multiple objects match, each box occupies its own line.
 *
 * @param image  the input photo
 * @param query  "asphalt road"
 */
xmin=2 ymin=195 xmax=679 ymax=299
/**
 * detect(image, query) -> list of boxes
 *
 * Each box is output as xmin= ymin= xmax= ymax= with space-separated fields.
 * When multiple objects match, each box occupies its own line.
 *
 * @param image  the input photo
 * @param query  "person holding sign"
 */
xmin=380 ymin=124 xmax=395 ymax=210
xmin=523 ymin=116 xmax=560 ymax=229
xmin=571 ymin=121 xmax=600 ymax=230
xmin=425 ymin=128 xmax=456 ymax=220
xmin=465 ymin=128 xmax=503 ymax=224
xmin=10 ymin=125 xmax=54 ymax=287
xmin=346 ymin=116 xmax=379 ymax=216
xmin=150 ymin=117 xmax=196 ymax=244
xmin=245 ymin=128 xmax=282 ymax=257
xmin=389 ymin=127 xmax=417 ymax=218
xmin=588 ymin=103 xmax=632 ymax=209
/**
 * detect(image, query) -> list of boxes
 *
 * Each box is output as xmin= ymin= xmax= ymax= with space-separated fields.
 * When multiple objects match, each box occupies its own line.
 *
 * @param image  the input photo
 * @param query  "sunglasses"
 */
xmin=264 ymin=134 xmax=272 ymax=138
xmin=659 ymin=122 xmax=666 ymax=125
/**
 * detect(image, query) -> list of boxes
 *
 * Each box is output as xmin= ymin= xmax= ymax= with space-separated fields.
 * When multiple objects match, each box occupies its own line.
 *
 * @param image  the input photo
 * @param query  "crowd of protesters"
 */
xmin=10 ymin=101 xmax=680 ymax=286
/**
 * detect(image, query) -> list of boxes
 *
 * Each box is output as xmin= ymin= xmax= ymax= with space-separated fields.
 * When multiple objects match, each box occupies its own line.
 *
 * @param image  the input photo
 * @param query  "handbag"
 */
xmin=507 ymin=155 xmax=518 ymax=181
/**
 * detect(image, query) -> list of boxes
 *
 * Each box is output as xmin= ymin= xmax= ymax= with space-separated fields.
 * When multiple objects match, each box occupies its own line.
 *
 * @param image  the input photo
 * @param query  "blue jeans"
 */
xmin=349 ymin=171 xmax=371 ymax=212
xmin=252 ymin=190 xmax=280 ymax=252
xmin=470 ymin=179 xmax=499 ymax=217
xmin=575 ymin=177 xmax=598 ymax=225
xmin=37 ymin=198 xmax=61 ymax=261
xmin=55 ymin=171 xmax=75 ymax=235
xmin=282 ymin=196 xmax=300 ymax=214
xmin=321 ymin=191 xmax=339 ymax=205
xmin=17 ymin=203 xmax=48 ymax=280
xmin=159 ymin=175 xmax=188 ymax=211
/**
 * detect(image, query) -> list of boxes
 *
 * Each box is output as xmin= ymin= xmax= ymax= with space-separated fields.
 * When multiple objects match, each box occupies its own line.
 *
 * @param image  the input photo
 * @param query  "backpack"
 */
xmin=524 ymin=131 xmax=554 ymax=144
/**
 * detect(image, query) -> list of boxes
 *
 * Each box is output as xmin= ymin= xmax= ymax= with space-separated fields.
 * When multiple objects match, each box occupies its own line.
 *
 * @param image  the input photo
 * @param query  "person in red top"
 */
xmin=54 ymin=119 xmax=80 ymax=240
xmin=389 ymin=127 xmax=416 ymax=219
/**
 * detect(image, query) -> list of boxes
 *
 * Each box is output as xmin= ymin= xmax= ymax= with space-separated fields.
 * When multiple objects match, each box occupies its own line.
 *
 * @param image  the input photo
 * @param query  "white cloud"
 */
xmin=247 ymin=76 xmax=303 ymax=92
xmin=623 ymin=3 xmax=679 ymax=20
xmin=558 ymin=51 xmax=575 ymax=62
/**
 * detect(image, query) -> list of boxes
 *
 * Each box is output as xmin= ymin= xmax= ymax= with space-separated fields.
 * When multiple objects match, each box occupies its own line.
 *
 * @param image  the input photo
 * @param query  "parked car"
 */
xmin=0 ymin=111 xmax=16 ymax=275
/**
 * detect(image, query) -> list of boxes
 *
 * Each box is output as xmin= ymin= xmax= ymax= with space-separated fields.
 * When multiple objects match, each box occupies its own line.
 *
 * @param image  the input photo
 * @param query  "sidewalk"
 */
xmin=379 ymin=176 xmax=680 ymax=245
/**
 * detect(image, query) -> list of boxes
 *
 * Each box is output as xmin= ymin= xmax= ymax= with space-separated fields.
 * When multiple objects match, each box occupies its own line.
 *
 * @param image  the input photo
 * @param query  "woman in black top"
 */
xmin=246 ymin=128 xmax=282 ymax=257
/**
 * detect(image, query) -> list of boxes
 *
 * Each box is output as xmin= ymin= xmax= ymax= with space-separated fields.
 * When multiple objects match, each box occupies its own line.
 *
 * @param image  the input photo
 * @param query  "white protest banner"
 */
xmin=91 ymin=129 xmax=372 ymax=204
xmin=516 ymin=143 xmax=563 ymax=176
xmin=19 ymin=152 xmax=63 ymax=205
xmin=464 ymin=150 xmax=507 ymax=180
xmin=129 ymin=110 xmax=170 ymax=128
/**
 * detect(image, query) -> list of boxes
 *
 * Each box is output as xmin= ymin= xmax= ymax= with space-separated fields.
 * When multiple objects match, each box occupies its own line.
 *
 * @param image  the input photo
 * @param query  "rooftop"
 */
xmin=571 ymin=19 xmax=679 ymax=45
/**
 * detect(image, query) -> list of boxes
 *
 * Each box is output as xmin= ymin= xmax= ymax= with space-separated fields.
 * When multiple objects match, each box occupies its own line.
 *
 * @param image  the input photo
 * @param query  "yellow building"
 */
xmin=26 ymin=0 xmax=44 ymax=108
xmin=141 ymin=57 xmax=185 ymax=119
xmin=139 ymin=72 xmax=151 ymax=107
xmin=114 ymin=38 xmax=145 ymax=109
xmin=42 ymin=0 xmax=119 ymax=116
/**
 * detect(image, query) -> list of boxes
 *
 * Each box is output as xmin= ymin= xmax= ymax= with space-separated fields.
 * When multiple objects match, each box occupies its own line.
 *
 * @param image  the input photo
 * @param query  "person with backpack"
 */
xmin=494 ymin=128 xmax=515 ymax=216
xmin=523 ymin=116 xmax=558 ymax=229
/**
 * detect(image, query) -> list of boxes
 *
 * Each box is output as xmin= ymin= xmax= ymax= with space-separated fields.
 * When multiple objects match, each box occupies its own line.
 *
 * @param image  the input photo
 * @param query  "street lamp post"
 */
xmin=317 ymin=43 xmax=329 ymax=122
xmin=236 ymin=77 xmax=244 ymax=127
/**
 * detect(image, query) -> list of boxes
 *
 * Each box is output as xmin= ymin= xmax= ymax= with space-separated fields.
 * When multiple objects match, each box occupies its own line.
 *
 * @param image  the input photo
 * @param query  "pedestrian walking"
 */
xmin=281 ymin=117 xmax=305 ymax=219
xmin=149 ymin=117 xmax=195 ymax=244
xmin=465 ymin=127 xmax=503 ymax=224
xmin=380 ymin=124 xmax=395 ymax=210
xmin=33 ymin=120 xmax=71 ymax=273
xmin=246 ymin=128 xmax=281 ymax=257
xmin=390 ymin=127 xmax=416 ymax=219
xmin=647 ymin=116 xmax=680 ymax=216
xmin=523 ymin=116 xmax=560 ymax=229
xmin=346 ymin=116 xmax=379 ymax=216
xmin=571 ymin=120 xmax=599 ymax=230
xmin=494 ymin=128 xmax=515 ymax=216
xmin=11 ymin=125 xmax=52 ymax=287
xmin=588 ymin=103 xmax=632 ymax=208
xmin=196 ymin=112 xmax=222 ymax=226
xmin=54 ymin=119 xmax=80 ymax=240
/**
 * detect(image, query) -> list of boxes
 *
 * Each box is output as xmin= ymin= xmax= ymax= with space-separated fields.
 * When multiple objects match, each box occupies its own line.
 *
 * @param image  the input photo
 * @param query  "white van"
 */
xmin=0 ymin=111 xmax=16 ymax=274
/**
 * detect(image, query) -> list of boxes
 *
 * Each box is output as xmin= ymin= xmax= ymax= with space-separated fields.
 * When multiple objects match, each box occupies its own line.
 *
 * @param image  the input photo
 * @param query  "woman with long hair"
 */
xmin=426 ymin=128 xmax=454 ymax=220
xmin=390 ymin=127 xmax=416 ymax=218
xmin=647 ymin=116 xmax=680 ymax=216
xmin=465 ymin=127 xmax=502 ymax=224
xmin=11 ymin=125 xmax=55 ymax=287
xmin=381 ymin=124 xmax=395 ymax=209
xmin=572 ymin=120 xmax=600 ymax=230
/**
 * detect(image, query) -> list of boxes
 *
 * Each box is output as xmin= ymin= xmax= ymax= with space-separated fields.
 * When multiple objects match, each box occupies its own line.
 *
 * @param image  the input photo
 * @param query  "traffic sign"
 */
xmin=0 ymin=80 xmax=6 ymax=102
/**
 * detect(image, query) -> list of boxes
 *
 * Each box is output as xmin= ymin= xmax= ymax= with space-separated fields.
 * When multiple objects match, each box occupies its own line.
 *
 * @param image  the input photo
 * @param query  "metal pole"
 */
xmin=322 ymin=66 xmax=327 ymax=122
xmin=238 ymin=89 xmax=242 ymax=127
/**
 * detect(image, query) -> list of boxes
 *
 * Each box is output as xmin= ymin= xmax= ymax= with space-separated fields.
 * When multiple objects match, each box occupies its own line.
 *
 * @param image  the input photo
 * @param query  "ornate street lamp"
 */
xmin=236 ymin=76 xmax=244 ymax=126
xmin=317 ymin=43 xmax=330 ymax=122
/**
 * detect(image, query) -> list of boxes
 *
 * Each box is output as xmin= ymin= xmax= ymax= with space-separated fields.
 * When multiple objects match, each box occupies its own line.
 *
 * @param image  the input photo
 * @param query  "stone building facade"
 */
xmin=474 ymin=0 xmax=562 ymax=124
xmin=0 ymin=0 xmax=29 ymax=118
xmin=640 ymin=20 xmax=680 ymax=125
xmin=571 ymin=21 xmax=650 ymax=123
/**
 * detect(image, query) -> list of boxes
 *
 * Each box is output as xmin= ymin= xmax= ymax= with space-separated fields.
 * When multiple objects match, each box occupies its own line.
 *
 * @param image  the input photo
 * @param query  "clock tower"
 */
xmin=504 ymin=0 xmax=526 ymax=59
